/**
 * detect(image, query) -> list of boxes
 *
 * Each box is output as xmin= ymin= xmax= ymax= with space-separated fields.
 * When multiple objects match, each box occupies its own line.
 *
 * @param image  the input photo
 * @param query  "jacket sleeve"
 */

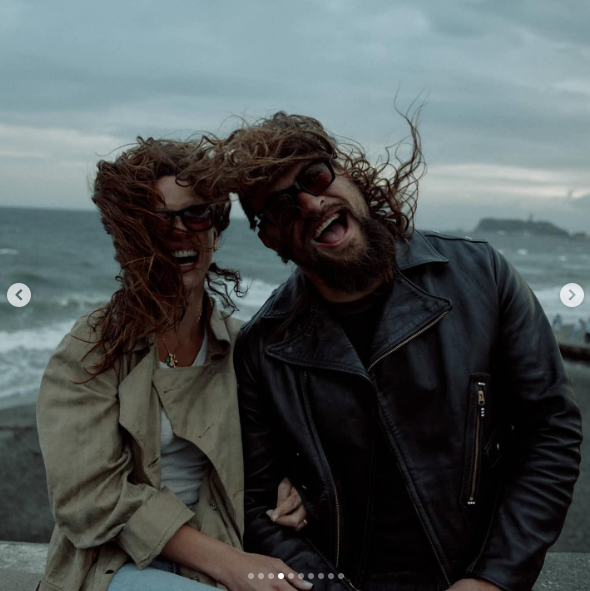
xmin=465 ymin=247 xmax=583 ymax=591
xmin=234 ymin=329 xmax=353 ymax=591
xmin=36 ymin=315 xmax=194 ymax=568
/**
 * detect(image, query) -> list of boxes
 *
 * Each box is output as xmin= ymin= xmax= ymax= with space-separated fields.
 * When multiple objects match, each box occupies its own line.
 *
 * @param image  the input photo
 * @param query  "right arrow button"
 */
xmin=561 ymin=283 xmax=585 ymax=308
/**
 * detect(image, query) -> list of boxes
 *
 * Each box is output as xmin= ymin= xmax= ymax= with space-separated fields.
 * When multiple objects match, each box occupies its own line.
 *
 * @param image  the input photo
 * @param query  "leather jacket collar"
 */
xmin=263 ymin=231 xmax=453 ymax=377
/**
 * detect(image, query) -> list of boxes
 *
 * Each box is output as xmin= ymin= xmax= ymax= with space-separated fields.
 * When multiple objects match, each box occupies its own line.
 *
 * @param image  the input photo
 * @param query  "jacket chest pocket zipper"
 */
xmin=468 ymin=381 xmax=486 ymax=506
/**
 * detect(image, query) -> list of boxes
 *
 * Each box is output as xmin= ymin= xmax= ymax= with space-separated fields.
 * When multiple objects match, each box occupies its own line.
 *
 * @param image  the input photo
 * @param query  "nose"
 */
xmin=296 ymin=190 xmax=325 ymax=216
xmin=172 ymin=214 xmax=188 ymax=233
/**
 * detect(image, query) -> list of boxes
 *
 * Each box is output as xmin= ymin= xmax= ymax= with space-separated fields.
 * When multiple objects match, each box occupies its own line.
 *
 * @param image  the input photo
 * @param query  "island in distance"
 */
xmin=474 ymin=217 xmax=589 ymax=241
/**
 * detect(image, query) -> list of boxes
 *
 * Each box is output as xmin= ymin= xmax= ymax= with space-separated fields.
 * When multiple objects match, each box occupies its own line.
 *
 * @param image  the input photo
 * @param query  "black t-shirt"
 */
xmin=322 ymin=285 xmax=439 ymax=576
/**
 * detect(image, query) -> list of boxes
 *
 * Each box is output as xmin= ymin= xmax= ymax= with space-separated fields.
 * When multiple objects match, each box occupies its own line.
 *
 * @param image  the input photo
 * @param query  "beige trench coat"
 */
xmin=36 ymin=298 xmax=244 ymax=591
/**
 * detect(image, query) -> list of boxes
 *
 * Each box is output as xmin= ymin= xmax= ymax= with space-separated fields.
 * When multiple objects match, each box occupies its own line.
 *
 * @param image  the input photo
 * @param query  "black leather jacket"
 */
xmin=234 ymin=231 xmax=582 ymax=591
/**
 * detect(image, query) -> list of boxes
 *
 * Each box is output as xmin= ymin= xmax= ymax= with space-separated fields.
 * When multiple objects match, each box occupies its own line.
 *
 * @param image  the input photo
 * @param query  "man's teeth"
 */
xmin=314 ymin=214 xmax=340 ymax=239
xmin=172 ymin=250 xmax=198 ymax=258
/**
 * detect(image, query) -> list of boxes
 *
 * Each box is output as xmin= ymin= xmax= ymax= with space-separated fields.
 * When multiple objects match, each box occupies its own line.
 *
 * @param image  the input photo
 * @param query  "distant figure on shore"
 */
xmin=585 ymin=318 xmax=590 ymax=344
xmin=572 ymin=318 xmax=585 ymax=341
xmin=552 ymin=313 xmax=563 ymax=332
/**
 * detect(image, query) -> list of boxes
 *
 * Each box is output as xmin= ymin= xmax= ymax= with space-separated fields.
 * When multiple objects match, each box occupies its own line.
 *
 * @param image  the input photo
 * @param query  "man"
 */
xmin=222 ymin=112 xmax=582 ymax=591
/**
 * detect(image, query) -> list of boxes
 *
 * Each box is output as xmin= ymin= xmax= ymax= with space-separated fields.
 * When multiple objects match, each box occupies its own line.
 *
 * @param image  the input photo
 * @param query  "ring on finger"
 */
xmin=299 ymin=518 xmax=309 ymax=528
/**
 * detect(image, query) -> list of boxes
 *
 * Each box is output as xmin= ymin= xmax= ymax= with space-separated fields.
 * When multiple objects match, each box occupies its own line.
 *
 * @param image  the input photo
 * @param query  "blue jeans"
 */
xmin=107 ymin=557 xmax=213 ymax=590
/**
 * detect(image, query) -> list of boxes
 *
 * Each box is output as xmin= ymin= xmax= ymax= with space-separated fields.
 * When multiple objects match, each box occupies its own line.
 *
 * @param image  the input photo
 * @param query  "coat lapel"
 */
xmin=154 ymin=362 xmax=244 ymax=528
xmin=118 ymin=344 xmax=162 ymax=484
xmin=367 ymin=266 xmax=452 ymax=368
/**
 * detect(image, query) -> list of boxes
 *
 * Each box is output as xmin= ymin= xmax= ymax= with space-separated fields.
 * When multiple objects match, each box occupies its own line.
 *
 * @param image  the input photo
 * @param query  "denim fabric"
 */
xmin=107 ymin=559 xmax=213 ymax=590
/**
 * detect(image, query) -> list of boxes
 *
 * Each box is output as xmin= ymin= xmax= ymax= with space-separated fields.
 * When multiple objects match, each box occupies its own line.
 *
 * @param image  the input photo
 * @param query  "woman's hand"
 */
xmin=163 ymin=526 xmax=312 ymax=591
xmin=267 ymin=477 xmax=308 ymax=531
xmin=222 ymin=550 xmax=313 ymax=591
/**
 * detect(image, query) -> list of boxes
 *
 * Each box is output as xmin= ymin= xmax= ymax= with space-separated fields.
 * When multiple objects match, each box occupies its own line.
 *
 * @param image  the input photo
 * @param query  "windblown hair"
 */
xmin=192 ymin=109 xmax=425 ymax=335
xmin=87 ymin=136 xmax=244 ymax=377
xmin=206 ymin=109 xmax=425 ymax=238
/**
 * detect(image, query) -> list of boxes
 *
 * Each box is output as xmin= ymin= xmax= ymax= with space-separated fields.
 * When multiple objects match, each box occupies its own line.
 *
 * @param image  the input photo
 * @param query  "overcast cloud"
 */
xmin=1 ymin=0 xmax=589 ymax=230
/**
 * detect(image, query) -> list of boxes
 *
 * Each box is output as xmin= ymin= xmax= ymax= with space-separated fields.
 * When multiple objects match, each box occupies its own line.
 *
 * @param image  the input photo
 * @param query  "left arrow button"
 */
xmin=7 ymin=283 xmax=31 ymax=308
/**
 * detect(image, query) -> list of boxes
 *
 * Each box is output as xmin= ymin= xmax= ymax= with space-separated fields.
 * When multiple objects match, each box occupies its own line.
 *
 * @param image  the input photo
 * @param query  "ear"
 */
xmin=259 ymin=228 xmax=278 ymax=253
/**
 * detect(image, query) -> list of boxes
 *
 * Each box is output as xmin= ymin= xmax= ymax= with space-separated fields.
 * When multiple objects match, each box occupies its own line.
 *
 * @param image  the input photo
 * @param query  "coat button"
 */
xmin=496 ymin=443 xmax=501 ymax=451
xmin=210 ymin=502 xmax=218 ymax=510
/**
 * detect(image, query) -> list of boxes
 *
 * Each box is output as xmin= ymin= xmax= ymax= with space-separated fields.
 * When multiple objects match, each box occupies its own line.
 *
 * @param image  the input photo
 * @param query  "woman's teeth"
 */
xmin=173 ymin=249 xmax=198 ymax=257
xmin=173 ymin=249 xmax=199 ymax=267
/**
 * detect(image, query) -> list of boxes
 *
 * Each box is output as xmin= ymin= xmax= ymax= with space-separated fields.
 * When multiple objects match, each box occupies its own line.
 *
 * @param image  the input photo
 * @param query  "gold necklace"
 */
xmin=161 ymin=311 xmax=203 ymax=368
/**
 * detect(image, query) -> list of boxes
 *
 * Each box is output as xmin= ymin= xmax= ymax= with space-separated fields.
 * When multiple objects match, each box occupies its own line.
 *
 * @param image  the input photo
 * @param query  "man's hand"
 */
xmin=448 ymin=579 xmax=502 ymax=591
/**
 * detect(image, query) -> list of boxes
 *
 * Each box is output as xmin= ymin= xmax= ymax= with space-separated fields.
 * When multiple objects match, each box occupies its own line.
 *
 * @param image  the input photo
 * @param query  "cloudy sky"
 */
xmin=1 ymin=0 xmax=589 ymax=230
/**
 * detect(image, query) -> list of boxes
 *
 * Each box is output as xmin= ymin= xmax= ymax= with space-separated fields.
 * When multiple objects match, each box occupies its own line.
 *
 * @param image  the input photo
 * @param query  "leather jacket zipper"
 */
xmin=367 ymin=311 xmax=450 ymax=372
xmin=356 ymin=409 xmax=377 ymax=587
xmin=301 ymin=371 xmax=342 ymax=569
xmin=305 ymin=535 xmax=360 ymax=591
xmin=377 ymin=420 xmax=451 ymax=589
xmin=367 ymin=310 xmax=451 ymax=588
xmin=468 ymin=382 xmax=486 ymax=505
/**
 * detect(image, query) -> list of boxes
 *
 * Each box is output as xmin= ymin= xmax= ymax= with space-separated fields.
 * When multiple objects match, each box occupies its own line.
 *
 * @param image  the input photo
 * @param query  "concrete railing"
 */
xmin=0 ymin=542 xmax=48 ymax=591
xmin=1 ymin=542 xmax=589 ymax=591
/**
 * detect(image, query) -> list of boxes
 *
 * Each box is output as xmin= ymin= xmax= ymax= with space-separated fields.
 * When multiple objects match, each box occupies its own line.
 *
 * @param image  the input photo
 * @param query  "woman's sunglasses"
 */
xmin=255 ymin=160 xmax=336 ymax=228
xmin=154 ymin=204 xmax=216 ymax=232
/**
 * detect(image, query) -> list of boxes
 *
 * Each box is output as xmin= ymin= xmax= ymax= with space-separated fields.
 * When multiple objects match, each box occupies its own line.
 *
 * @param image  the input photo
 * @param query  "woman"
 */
xmin=36 ymin=138 xmax=310 ymax=591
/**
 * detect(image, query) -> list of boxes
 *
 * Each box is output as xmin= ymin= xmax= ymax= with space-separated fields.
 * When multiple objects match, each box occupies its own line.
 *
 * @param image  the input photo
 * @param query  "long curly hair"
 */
xmin=204 ymin=109 xmax=424 ymax=239
xmin=189 ymin=109 xmax=425 ymax=332
xmin=87 ymin=136 xmax=244 ymax=377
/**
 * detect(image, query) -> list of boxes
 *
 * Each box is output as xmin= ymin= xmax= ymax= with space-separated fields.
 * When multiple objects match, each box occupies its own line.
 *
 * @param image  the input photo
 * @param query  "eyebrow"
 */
xmin=265 ymin=163 xmax=307 ymax=197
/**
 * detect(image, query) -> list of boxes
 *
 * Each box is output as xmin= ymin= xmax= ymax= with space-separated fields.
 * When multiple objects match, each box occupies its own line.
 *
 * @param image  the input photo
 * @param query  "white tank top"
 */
xmin=155 ymin=328 xmax=210 ymax=506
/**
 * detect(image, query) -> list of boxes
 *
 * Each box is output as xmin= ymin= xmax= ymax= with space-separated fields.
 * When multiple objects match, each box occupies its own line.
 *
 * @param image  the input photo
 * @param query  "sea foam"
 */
xmin=0 ymin=321 xmax=74 ymax=354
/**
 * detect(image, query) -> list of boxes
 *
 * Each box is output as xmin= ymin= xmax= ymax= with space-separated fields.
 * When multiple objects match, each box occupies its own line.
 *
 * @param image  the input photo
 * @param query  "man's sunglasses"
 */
xmin=255 ymin=160 xmax=336 ymax=228
xmin=154 ymin=204 xmax=216 ymax=232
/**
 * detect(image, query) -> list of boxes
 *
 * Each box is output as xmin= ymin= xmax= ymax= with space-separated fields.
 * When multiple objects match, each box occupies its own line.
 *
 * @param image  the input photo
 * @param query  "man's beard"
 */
xmin=277 ymin=212 xmax=395 ymax=295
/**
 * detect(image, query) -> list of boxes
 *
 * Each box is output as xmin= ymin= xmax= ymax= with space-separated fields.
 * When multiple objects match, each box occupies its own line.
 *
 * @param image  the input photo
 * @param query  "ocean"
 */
xmin=1 ymin=206 xmax=589 ymax=408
